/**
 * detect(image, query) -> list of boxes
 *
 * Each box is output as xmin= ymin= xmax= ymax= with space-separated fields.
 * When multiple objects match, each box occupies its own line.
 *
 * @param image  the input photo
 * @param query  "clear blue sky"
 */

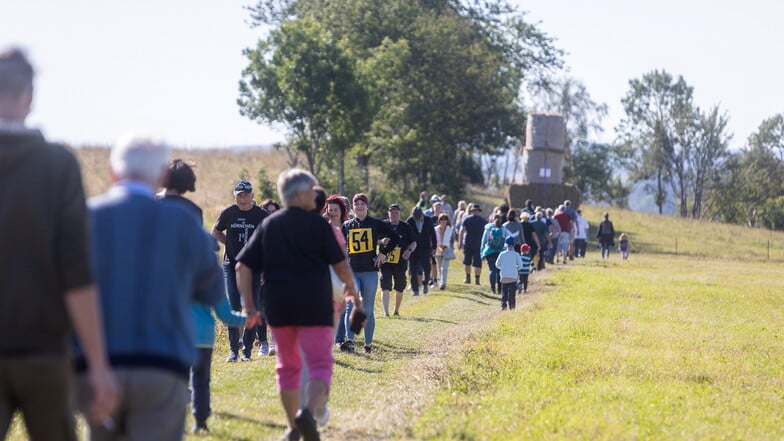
xmin=2 ymin=0 xmax=782 ymax=148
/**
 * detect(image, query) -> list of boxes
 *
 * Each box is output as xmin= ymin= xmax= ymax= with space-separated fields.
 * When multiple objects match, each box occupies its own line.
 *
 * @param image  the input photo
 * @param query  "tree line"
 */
xmin=237 ymin=0 xmax=784 ymax=230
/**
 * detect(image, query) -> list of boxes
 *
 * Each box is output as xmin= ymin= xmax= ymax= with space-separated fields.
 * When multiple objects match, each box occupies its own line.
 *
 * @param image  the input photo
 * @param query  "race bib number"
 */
xmin=348 ymin=228 xmax=373 ymax=254
xmin=385 ymin=246 xmax=401 ymax=264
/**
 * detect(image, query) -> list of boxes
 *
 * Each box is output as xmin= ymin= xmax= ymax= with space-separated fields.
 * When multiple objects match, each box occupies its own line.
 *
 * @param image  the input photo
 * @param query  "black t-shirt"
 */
xmin=213 ymin=204 xmax=267 ymax=265
xmin=342 ymin=215 xmax=399 ymax=273
xmin=236 ymin=207 xmax=345 ymax=327
xmin=461 ymin=214 xmax=487 ymax=249
xmin=381 ymin=220 xmax=415 ymax=268
xmin=521 ymin=221 xmax=537 ymax=246
xmin=406 ymin=215 xmax=436 ymax=251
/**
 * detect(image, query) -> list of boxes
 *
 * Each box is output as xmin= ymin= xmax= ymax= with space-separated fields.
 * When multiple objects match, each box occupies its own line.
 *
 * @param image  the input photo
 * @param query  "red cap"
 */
xmin=520 ymin=244 xmax=531 ymax=253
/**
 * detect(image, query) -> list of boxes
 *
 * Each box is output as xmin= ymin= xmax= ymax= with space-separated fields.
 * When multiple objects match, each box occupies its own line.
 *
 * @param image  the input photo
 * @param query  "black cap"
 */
xmin=388 ymin=204 xmax=401 ymax=211
xmin=233 ymin=180 xmax=253 ymax=195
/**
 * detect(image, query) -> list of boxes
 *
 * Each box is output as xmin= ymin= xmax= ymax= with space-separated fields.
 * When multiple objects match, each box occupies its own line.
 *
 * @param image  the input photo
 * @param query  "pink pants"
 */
xmin=270 ymin=326 xmax=334 ymax=390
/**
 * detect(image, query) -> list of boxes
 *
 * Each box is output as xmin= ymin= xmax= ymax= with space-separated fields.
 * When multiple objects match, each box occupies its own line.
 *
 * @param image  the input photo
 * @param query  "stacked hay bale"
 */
xmin=507 ymin=113 xmax=581 ymax=210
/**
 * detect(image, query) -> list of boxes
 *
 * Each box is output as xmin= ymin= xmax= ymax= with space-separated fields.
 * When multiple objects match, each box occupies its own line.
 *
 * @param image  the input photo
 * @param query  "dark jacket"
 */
xmin=0 ymin=130 xmax=93 ymax=356
xmin=406 ymin=215 xmax=437 ymax=252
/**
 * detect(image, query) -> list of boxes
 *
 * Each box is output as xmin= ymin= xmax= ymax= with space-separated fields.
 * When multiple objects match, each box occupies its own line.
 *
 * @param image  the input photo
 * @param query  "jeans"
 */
xmin=343 ymin=271 xmax=378 ymax=345
xmin=435 ymin=255 xmax=449 ymax=287
xmin=500 ymin=282 xmax=517 ymax=309
xmin=574 ymin=238 xmax=587 ymax=257
xmin=485 ymin=253 xmax=500 ymax=292
xmin=190 ymin=347 xmax=212 ymax=423
xmin=224 ymin=264 xmax=264 ymax=355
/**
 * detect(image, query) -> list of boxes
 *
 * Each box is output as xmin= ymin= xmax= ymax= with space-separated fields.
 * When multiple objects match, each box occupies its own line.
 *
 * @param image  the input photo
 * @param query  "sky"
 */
xmin=2 ymin=0 xmax=782 ymax=149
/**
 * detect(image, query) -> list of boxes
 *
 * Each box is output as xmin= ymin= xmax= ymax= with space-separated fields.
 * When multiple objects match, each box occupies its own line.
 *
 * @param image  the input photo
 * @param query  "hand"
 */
xmin=402 ymin=249 xmax=412 ymax=260
xmin=245 ymin=311 xmax=263 ymax=329
xmin=375 ymin=253 xmax=387 ymax=267
xmin=87 ymin=366 xmax=119 ymax=425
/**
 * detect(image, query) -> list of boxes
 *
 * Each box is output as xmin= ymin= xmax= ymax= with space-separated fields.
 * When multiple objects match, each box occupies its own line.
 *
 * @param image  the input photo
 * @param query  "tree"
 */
xmin=748 ymin=113 xmax=784 ymax=162
xmin=241 ymin=0 xmax=563 ymax=200
xmin=617 ymin=70 xmax=695 ymax=215
xmin=570 ymin=141 xmax=629 ymax=205
xmin=688 ymin=105 xmax=731 ymax=218
xmin=238 ymin=17 xmax=371 ymax=194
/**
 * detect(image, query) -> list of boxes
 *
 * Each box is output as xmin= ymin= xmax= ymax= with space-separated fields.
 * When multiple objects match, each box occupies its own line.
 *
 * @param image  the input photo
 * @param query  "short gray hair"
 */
xmin=0 ymin=47 xmax=34 ymax=98
xmin=110 ymin=134 xmax=170 ymax=185
xmin=277 ymin=168 xmax=318 ymax=206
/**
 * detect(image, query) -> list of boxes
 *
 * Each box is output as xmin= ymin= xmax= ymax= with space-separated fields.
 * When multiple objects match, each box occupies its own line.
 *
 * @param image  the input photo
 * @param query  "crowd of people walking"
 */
xmin=1 ymin=47 xmax=629 ymax=441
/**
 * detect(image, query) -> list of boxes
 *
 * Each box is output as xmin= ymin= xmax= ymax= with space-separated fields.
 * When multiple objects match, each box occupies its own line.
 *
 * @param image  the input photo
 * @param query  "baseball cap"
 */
xmin=505 ymin=236 xmax=515 ymax=246
xmin=520 ymin=243 xmax=531 ymax=252
xmin=430 ymin=194 xmax=441 ymax=203
xmin=469 ymin=203 xmax=482 ymax=212
xmin=233 ymin=180 xmax=253 ymax=195
xmin=388 ymin=204 xmax=401 ymax=211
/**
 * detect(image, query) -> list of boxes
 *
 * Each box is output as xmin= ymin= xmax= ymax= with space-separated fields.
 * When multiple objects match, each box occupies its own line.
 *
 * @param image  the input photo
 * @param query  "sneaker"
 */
xmin=422 ymin=285 xmax=429 ymax=294
xmin=259 ymin=342 xmax=270 ymax=356
xmin=412 ymin=289 xmax=419 ymax=296
xmin=294 ymin=408 xmax=320 ymax=441
xmin=226 ymin=351 xmax=238 ymax=363
xmin=240 ymin=353 xmax=251 ymax=362
xmin=463 ymin=275 xmax=470 ymax=283
xmin=314 ymin=405 xmax=330 ymax=426
xmin=280 ymin=428 xmax=302 ymax=441
xmin=268 ymin=345 xmax=277 ymax=356
xmin=364 ymin=345 xmax=372 ymax=353
xmin=192 ymin=420 xmax=209 ymax=434
xmin=474 ymin=276 xmax=480 ymax=285
xmin=439 ymin=285 xmax=445 ymax=290
xmin=339 ymin=340 xmax=355 ymax=353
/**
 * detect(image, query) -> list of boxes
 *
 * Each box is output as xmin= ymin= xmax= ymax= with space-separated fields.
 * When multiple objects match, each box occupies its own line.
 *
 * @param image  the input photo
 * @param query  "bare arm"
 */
xmin=235 ymin=263 xmax=262 ymax=327
xmin=65 ymin=284 xmax=118 ymax=424
xmin=331 ymin=259 xmax=359 ymax=303
xmin=212 ymin=227 xmax=226 ymax=245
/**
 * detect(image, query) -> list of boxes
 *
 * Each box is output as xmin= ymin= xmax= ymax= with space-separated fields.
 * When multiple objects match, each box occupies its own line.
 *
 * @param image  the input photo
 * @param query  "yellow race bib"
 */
xmin=385 ymin=246 xmax=401 ymax=264
xmin=347 ymin=228 xmax=373 ymax=254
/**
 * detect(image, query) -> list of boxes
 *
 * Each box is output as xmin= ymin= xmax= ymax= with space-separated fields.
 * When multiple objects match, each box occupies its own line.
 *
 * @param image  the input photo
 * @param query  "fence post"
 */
xmin=675 ymin=237 xmax=678 ymax=255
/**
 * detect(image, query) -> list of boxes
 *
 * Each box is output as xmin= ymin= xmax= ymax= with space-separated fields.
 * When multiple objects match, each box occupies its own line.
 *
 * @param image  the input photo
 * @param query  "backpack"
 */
xmin=488 ymin=226 xmax=505 ymax=250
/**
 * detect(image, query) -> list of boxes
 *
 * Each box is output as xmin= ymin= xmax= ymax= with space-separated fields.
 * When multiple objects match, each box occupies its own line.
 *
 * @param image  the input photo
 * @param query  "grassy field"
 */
xmin=7 ymin=148 xmax=783 ymax=439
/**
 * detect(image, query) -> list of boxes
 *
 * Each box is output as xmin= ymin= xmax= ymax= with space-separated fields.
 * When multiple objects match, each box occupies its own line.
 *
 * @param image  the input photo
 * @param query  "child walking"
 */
xmin=191 ymin=298 xmax=247 ymax=433
xmin=496 ymin=236 xmax=525 ymax=310
xmin=618 ymin=233 xmax=630 ymax=260
xmin=518 ymin=243 xmax=534 ymax=293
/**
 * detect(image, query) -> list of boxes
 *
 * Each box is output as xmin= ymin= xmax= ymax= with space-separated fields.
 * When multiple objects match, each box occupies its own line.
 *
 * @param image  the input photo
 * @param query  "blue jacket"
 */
xmin=192 ymin=297 xmax=245 ymax=348
xmin=76 ymin=183 xmax=224 ymax=379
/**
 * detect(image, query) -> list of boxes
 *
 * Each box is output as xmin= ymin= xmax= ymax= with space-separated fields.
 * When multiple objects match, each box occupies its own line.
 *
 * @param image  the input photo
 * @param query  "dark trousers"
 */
xmin=408 ymin=249 xmax=432 ymax=291
xmin=224 ymin=264 xmax=264 ymax=355
xmin=485 ymin=253 xmax=500 ymax=292
xmin=500 ymin=282 xmax=517 ymax=309
xmin=190 ymin=347 xmax=213 ymax=423
xmin=574 ymin=238 xmax=587 ymax=257
xmin=518 ymin=273 xmax=530 ymax=292
xmin=0 ymin=354 xmax=75 ymax=441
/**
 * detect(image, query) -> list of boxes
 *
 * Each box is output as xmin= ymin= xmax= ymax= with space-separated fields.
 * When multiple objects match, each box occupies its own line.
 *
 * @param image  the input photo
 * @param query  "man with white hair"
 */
xmin=0 ymin=47 xmax=117 ymax=441
xmin=74 ymin=135 xmax=230 ymax=440
xmin=236 ymin=168 xmax=359 ymax=441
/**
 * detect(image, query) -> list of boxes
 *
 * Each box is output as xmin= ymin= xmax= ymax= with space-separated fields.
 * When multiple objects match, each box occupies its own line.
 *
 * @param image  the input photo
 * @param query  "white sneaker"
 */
xmin=268 ymin=345 xmax=276 ymax=356
xmin=314 ymin=405 xmax=329 ymax=426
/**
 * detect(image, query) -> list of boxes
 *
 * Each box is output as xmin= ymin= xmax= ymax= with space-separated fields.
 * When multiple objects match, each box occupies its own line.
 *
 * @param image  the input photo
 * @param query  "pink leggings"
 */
xmin=270 ymin=326 xmax=334 ymax=390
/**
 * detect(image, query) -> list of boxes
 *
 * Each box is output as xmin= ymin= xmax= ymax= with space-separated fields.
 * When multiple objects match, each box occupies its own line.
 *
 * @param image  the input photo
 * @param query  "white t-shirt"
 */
xmin=575 ymin=216 xmax=589 ymax=240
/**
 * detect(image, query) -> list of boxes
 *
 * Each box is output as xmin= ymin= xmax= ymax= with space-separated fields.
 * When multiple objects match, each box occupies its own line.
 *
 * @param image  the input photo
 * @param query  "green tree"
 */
xmin=688 ymin=105 xmax=731 ymax=218
xmin=570 ymin=141 xmax=629 ymax=206
xmin=238 ymin=17 xmax=371 ymax=194
xmin=749 ymin=113 xmax=784 ymax=162
xmin=242 ymin=0 xmax=563 ymax=200
xmin=617 ymin=70 xmax=695 ymax=216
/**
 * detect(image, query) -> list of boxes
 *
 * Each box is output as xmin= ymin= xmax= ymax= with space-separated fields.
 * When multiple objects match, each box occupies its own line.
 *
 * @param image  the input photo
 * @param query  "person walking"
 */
xmin=212 ymin=180 xmax=269 ymax=361
xmin=381 ymin=204 xmax=416 ymax=316
xmin=340 ymin=194 xmax=399 ymax=353
xmin=235 ymin=169 xmax=359 ymax=441
xmin=574 ymin=209 xmax=589 ymax=258
xmin=458 ymin=203 xmax=487 ymax=285
xmin=480 ymin=213 xmax=511 ymax=294
xmin=406 ymin=206 xmax=436 ymax=296
xmin=597 ymin=212 xmax=616 ymax=259
xmin=518 ymin=243 xmax=534 ymax=293
xmin=0 ymin=47 xmax=117 ymax=441
xmin=495 ymin=236 xmax=524 ymax=310
xmin=434 ymin=213 xmax=455 ymax=290
xmin=75 ymin=135 xmax=230 ymax=440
